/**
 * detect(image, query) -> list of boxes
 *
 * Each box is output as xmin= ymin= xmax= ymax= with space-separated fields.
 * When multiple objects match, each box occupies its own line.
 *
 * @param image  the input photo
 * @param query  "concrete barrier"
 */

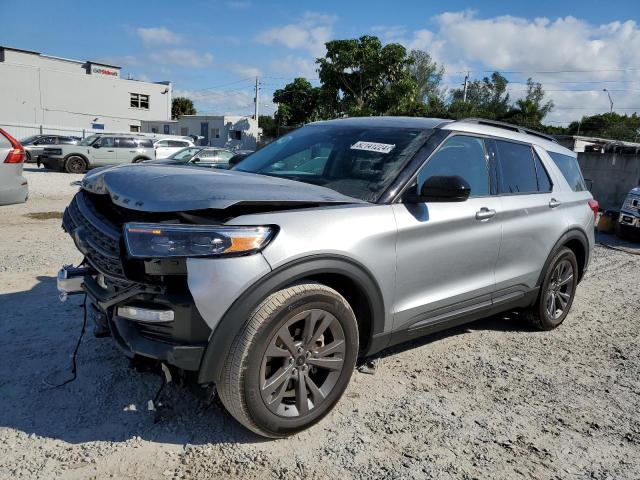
xmin=578 ymin=153 xmax=640 ymax=211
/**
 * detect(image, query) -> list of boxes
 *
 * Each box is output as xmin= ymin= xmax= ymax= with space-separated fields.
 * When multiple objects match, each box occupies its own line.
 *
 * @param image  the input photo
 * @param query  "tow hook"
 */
xmin=57 ymin=264 xmax=90 ymax=302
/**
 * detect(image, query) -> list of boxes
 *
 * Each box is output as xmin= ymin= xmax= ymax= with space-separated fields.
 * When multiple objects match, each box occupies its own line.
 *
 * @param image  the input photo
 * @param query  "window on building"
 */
xmin=130 ymin=93 xmax=150 ymax=109
xmin=229 ymin=130 xmax=242 ymax=140
xmin=211 ymin=128 xmax=220 ymax=139
xmin=181 ymin=127 xmax=189 ymax=136
xmin=130 ymin=125 xmax=140 ymax=132
xmin=151 ymin=127 xmax=158 ymax=133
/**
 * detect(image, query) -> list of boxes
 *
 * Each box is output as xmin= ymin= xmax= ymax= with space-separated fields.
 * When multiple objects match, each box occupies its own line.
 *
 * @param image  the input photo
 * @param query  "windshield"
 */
xmin=235 ymin=124 xmax=428 ymax=202
xmin=20 ymin=135 xmax=39 ymax=145
xmin=168 ymin=147 xmax=202 ymax=161
xmin=79 ymin=135 xmax=100 ymax=146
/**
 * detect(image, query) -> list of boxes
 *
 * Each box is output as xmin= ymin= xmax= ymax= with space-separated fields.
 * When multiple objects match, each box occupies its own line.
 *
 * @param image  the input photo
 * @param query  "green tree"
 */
xmin=565 ymin=112 xmax=640 ymax=141
xmin=258 ymin=115 xmax=278 ymax=139
xmin=504 ymin=78 xmax=554 ymax=128
xmin=317 ymin=35 xmax=417 ymax=116
xmin=273 ymin=77 xmax=321 ymax=127
xmin=407 ymin=50 xmax=444 ymax=106
xmin=448 ymin=72 xmax=510 ymax=119
xmin=171 ymin=97 xmax=196 ymax=119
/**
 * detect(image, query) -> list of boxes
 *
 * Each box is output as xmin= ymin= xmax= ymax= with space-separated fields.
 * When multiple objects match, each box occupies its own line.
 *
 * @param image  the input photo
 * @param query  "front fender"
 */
xmin=196 ymin=254 xmax=386 ymax=384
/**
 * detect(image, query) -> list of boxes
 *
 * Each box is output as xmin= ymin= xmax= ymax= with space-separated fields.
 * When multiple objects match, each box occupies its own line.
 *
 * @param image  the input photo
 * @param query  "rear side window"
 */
xmin=138 ymin=139 xmax=153 ymax=148
xmin=534 ymin=152 xmax=552 ymax=192
xmin=548 ymin=151 xmax=587 ymax=191
xmin=494 ymin=140 xmax=538 ymax=194
xmin=168 ymin=140 xmax=188 ymax=147
xmin=117 ymin=138 xmax=137 ymax=148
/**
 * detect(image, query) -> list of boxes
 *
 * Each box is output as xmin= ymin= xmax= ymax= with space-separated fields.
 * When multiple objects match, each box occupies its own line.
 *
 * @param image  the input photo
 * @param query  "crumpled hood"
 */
xmin=81 ymin=163 xmax=363 ymax=212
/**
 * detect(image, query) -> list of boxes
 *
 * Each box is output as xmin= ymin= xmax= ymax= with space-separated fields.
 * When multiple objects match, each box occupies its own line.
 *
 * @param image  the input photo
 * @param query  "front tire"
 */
xmin=64 ymin=155 xmax=87 ymax=174
xmin=217 ymin=283 xmax=359 ymax=438
xmin=525 ymin=247 xmax=578 ymax=330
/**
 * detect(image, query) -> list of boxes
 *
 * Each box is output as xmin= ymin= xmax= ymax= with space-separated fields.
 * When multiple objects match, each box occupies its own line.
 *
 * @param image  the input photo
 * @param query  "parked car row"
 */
xmin=20 ymin=134 xmax=80 ymax=164
xmin=32 ymin=132 xmax=252 ymax=173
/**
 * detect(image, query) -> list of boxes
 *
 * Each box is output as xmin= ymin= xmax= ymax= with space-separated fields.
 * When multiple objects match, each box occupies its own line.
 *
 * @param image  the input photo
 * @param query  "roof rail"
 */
xmin=459 ymin=118 xmax=558 ymax=143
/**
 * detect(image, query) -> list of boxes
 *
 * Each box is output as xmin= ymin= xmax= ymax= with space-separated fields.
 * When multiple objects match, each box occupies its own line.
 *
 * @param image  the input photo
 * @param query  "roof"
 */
xmin=311 ymin=116 xmax=452 ymax=129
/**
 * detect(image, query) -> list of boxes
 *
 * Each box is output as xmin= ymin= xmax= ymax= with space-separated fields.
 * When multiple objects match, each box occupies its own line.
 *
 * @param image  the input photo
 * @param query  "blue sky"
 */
xmin=1 ymin=0 xmax=639 ymax=125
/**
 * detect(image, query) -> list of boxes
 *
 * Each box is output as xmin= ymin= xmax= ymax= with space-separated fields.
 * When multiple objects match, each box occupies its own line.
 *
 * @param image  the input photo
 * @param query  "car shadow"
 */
xmin=0 ymin=276 xmax=266 ymax=446
xmin=369 ymin=310 xmax=537 ymax=362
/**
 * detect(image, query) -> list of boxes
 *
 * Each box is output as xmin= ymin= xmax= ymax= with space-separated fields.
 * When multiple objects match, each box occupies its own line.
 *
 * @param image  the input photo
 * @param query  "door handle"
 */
xmin=549 ymin=198 xmax=561 ymax=208
xmin=106 ymin=150 xmax=114 ymax=152
xmin=475 ymin=207 xmax=496 ymax=220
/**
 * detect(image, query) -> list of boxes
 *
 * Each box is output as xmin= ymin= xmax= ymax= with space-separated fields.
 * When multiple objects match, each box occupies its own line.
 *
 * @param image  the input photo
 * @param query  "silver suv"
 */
xmin=57 ymin=117 xmax=597 ymax=437
xmin=41 ymin=134 xmax=156 ymax=173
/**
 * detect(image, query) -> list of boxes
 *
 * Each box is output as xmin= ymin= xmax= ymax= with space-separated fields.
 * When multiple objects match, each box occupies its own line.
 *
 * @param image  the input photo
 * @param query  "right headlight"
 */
xmin=123 ymin=223 xmax=275 ymax=258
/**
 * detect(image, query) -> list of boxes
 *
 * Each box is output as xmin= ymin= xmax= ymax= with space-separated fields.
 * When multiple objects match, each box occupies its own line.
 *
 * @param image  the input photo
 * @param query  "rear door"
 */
xmin=488 ymin=138 xmax=567 ymax=299
xmin=392 ymin=134 xmax=502 ymax=333
xmin=116 ymin=137 xmax=139 ymax=163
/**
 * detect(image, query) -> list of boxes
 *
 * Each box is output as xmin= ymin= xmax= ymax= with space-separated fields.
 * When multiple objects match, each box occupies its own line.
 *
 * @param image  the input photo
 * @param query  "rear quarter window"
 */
xmin=547 ymin=151 xmax=587 ymax=191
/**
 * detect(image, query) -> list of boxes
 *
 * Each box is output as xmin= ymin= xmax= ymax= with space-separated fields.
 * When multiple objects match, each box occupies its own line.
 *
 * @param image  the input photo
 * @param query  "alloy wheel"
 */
xmin=545 ymin=259 xmax=575 ymax=320
xmin=259 ymin=309 xmax=346 ymax=417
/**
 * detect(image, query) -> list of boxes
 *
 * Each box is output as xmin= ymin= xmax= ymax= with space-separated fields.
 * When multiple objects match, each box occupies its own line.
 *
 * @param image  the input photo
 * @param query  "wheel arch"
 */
xmin=536 ymin=227 xmax=589 ymax=287
xmin=64 ymin=153 xmax=89 ymax=171
xmin=197 ymin=255 xmax=386 ymax=384
xmin=132 ymin=156 xmax=150 ymax=163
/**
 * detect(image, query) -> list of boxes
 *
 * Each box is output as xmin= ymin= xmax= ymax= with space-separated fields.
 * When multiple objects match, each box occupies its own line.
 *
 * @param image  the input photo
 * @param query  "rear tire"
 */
xmin=217 ymin=283 xmax=359 ymax=438
xmin=64 ymin=155 xmax=87 ymax=174
xmin=525 ymin=247 xmax=578 ymax=330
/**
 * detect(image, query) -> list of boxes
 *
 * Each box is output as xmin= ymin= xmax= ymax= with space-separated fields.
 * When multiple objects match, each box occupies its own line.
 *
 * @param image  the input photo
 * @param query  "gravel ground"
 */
xmin=1 ymin=167 xmax=639 ymax=480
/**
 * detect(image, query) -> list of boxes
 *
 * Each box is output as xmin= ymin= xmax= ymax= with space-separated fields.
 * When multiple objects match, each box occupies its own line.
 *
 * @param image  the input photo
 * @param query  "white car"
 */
xmin=0 ymin=128 xmax=28 ymax=205
xmin=153 ymin=138 xmax=195 ymax=158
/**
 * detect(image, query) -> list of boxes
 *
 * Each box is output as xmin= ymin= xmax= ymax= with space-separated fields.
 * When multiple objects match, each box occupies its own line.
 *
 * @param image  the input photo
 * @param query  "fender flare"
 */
xmin=197 ymin=254 xmax=386 ymax=384
xmin=536 ymin=227 xmax=590 ymax=287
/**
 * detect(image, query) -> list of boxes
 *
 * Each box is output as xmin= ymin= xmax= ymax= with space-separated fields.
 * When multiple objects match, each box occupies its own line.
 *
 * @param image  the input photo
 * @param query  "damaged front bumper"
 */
xmin=57 ymin=264 xmax=211 ymax=371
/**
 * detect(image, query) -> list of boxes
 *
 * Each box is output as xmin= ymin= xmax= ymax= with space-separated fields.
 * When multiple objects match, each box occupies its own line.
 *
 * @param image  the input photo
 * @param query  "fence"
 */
xmin=0 ymin=122 xmax=191 ymax=142
xmin=578 ymin=152 xmax=640 ymax=211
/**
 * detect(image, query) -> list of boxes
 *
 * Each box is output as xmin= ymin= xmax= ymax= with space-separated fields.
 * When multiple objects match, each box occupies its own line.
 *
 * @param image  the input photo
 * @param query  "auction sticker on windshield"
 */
xmin=350 ymin=141 xmax=396 ymax=154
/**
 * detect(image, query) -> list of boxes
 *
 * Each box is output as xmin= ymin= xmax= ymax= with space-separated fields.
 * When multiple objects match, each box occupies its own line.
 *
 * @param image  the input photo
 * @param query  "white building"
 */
xmin=0 ymin=45 xmax=172 ymax=139
xmin=141 ymin=115 xmax=259 ymax=150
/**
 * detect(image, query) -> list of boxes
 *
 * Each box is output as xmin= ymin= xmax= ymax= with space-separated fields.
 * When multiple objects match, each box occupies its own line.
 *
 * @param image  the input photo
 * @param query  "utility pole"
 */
xmin=462 ymin=72 xmax=469 ymax=102
xmin=603 ymin=88 xmax=614 ymax=113
xmin=254 ymin=76 xmax=260 ymax=120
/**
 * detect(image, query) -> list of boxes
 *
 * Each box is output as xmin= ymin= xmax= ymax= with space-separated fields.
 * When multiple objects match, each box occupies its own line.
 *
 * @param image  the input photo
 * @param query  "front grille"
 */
xmin=64 ymin=192 xmax=125 ymax=279
xmin=136 ymin=322 xmax=176 ymax=343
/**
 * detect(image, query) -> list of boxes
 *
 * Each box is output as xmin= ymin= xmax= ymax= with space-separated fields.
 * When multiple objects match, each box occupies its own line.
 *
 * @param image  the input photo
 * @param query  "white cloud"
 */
xmin=230 ymin=63 xmax=262 ymax=77
xmin=371 ymin=11 xmax=640 ymax=124
xmin=136 ymin=27 xmax=183 ymax=45
xmin=148 ymin=49 xmax=213 ymax=68
xmin=256 ymin=11 xmax=336 ymax=58
xmin=174 ymin=87 xmax=275 ymax=116
xmin=269 ymin=55 xmax=318 ymax=79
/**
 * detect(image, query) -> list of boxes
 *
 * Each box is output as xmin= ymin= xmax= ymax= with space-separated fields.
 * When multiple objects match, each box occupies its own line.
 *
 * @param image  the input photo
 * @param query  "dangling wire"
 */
xmin=43 ymin=294 xmax=88 ymax=389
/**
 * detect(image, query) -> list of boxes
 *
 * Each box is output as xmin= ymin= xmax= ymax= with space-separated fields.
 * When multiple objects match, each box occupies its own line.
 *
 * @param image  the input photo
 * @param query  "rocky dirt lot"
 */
xmin=1 ymin=167 xmax=639 ymax=480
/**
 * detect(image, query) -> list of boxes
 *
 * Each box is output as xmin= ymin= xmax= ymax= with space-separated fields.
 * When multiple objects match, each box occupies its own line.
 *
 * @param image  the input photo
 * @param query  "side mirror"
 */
xmin=93 ymin=143 xmax=100 ymax=149
xmin=407 ymin=175 xmax=471 ymax=203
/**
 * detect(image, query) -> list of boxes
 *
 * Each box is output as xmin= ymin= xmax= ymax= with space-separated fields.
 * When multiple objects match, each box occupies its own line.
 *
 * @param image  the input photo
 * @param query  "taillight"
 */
xmin=0 ymin=128 xmax=26 ymax=164
xmin=588 ymin=199 xmax=599 ymax=220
